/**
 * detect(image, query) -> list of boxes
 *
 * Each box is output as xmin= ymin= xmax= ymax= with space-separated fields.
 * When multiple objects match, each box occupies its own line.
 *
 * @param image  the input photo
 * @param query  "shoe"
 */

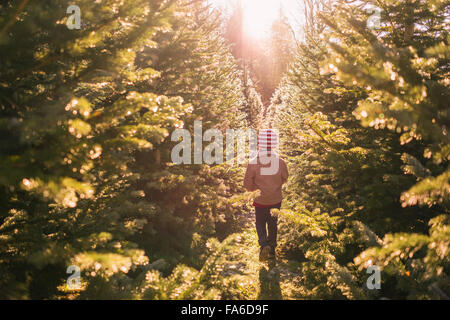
xmin=259 ymin=245 xmax=271 ymax=262
xmin=267 ymin=246 xmax=276 ymax=260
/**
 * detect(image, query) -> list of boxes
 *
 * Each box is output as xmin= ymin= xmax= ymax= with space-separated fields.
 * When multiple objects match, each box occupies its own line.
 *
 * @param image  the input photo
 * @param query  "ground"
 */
xmin=210 ymin=215 xmax=305 ymax=300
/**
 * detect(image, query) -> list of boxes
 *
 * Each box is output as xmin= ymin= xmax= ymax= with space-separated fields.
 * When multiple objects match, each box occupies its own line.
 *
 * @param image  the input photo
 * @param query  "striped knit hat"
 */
xmin=258 ymin=129 xmax=278 ymax=152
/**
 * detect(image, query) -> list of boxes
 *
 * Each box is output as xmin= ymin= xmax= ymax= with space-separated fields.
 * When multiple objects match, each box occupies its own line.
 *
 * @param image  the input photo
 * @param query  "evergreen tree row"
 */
xmin=0 ymin=0 xmax=249 ymax=299
xmin=271 ymin=0 xmax=449 ymax=299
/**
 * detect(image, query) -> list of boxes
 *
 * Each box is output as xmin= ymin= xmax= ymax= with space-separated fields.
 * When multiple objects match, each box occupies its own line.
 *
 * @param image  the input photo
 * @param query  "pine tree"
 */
xmin=270 ymin=0 xmax=449 ymax=299
xmin=267 ymin=9 xmax=295 ymax=95
xmin=320 ymin=0 xmax=449 ymax=298
xmin=0 ymin=0 xmax=248 ymax=299
xmin=0 ymin=0 xmax=181 ymax=299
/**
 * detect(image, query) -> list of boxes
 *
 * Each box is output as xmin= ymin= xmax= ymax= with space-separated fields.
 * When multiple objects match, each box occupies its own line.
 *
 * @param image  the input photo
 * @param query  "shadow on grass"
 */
xmin=257 ymin=260 xmax=282 ymax=300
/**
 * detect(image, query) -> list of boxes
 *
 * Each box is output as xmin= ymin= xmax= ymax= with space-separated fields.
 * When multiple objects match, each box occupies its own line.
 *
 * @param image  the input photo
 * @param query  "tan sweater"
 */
xmin=243 ymin=155 xmax=289 ymax=205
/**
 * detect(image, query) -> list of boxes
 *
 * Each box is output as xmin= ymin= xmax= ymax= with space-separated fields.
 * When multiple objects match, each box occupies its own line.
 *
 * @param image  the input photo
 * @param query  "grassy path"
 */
xmin=209 ymin=216 xmax=304 ymax=300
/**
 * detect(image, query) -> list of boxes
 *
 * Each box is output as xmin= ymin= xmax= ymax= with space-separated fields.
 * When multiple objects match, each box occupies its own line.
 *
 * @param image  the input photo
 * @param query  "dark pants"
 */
xmin=255 ymin=203 xmax=281 ymax=250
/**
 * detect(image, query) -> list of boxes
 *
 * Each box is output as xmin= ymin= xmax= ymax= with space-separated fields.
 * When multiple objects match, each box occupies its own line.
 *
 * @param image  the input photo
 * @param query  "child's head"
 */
xmin=255 ymin=129 xmax=280 ymax=175
xmin=258 ymin=129 xmax=278 ymax=155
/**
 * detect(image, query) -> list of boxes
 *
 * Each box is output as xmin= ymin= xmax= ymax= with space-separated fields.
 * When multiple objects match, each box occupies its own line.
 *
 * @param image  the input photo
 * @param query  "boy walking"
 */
xmin=244 ymin=129 xmax=289 ymax=261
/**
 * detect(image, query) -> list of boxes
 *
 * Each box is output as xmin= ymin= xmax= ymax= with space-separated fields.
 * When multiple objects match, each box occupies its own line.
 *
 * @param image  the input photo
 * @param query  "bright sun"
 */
xmin=211 ymin=0 xmax=300 ymax=40
xmin=242 ymin=0 xmax=281 ymax=39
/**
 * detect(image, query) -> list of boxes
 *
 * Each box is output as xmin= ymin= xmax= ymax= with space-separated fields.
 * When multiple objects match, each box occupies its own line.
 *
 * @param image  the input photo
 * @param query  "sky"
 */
xmin=208 ymin=0 xmax=305 ymax=39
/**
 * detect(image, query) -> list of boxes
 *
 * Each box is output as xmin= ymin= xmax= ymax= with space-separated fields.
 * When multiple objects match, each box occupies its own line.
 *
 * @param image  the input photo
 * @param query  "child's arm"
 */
xmin=243 ymin=164 xmax=257 ymax=191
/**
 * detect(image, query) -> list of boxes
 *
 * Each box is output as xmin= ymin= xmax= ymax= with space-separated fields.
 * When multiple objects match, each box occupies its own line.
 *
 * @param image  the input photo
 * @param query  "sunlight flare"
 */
xmin=242 ymin=0 xmax=281 ymax=39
